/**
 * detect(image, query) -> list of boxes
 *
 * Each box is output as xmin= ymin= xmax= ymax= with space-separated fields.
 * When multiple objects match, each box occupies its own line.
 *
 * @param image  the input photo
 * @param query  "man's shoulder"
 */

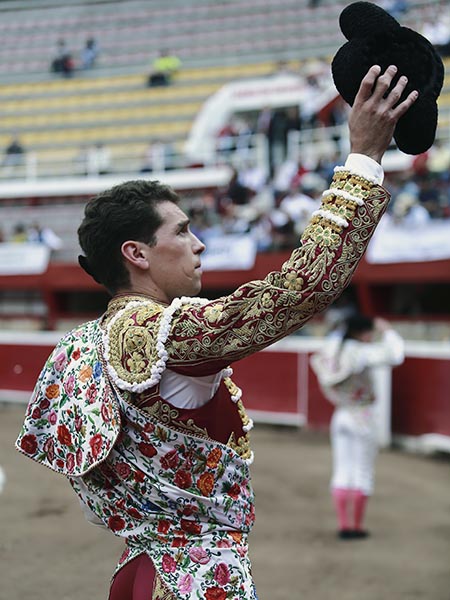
xmin=51 ymin=319 xmax=100 ymax=356
xmin=102 ymin=300 xmax=166 ymax=393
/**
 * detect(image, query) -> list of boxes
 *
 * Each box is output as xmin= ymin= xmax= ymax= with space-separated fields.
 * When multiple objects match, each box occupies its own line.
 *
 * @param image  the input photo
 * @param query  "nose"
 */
xmin=192 ymin=233 xmax=206 ymax=254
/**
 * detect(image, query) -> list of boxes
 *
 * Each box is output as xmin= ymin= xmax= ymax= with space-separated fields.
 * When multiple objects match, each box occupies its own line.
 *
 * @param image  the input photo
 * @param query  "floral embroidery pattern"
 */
xmin=204 ymin=304 xmax=224 ymax=323
xmin=15 ymin=321 xmax=120 ymax=476
xmin=304 ymin=223 xmax=341 ymax=249
xmin=70 ymin=393 xmax=257 ymax=600
xmin=284 ymin=271 xmax=304 ymax=291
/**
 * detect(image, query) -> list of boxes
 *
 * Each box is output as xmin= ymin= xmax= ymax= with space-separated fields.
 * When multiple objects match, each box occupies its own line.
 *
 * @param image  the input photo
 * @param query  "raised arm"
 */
xmin=161 ymin=66 xmax=418 ymax=372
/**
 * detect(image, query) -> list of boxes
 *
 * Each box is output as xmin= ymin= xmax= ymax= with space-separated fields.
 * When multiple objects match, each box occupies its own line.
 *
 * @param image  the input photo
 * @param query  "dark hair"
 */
xmin=343 ymin=314 xmax=374 ymax=341
xmin=78 ymin=179 xmax=179 ymax=293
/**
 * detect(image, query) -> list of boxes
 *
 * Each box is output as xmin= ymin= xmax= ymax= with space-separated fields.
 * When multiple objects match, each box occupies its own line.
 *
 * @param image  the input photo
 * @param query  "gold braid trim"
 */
xmin=107 ymin=303 xmax=164 ymax=386
xmin=152 ymin=570 xmax=177 ymax=600
xmin=321 ymin=195 xmax=359 ymax=221
xmin=312 ymin=169 xmax=377 ymax=231
xmin=141 ymin=399 xmax=209 ymax=439
xmin=227 ymin=429 xmax=252 ymax=461
xmin=332 ymin=170 xmax=373 ymax=200
xmin=224 ymin=377 xmax=253 ymax=460
xmin=308 ymin=214 xmax=344 ymax=233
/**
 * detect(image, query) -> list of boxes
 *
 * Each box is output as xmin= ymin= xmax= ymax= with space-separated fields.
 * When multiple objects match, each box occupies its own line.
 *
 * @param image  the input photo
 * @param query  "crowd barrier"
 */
xmin=1 ymin=331 xmax=449 ymax=454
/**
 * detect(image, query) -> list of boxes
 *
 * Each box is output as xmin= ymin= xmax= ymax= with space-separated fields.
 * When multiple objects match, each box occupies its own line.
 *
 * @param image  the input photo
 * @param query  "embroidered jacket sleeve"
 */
xmin=165 ymin=160 xmax=391 ymax=374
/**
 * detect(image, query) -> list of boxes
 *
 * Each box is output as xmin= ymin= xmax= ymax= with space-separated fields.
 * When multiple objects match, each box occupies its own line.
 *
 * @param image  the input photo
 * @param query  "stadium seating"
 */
xmin=0 ymin=0 xmax=449 ymax=332
xmin=0 ymin=0 xmax=446 ymax=180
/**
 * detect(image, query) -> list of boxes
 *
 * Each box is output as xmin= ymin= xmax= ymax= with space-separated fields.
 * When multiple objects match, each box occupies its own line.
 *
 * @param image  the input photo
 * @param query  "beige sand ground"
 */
xmin=1 ymin=403 xmax=449 ymax=600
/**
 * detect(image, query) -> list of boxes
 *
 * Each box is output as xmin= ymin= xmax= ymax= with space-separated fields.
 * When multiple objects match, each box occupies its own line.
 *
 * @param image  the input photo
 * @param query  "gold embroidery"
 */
xmin=284 ymin=271 xmax=304 ymax=291
xmin=303 ymin=221 xmax=341 ymax=247
xmin=237 ymin=399 xmax=251 ymax=430
xmin=107 ymin=303 xmax=164 ymax=385
xmin=227 ymin=428 xmax=252 ymax=461
xmin=152 ymin=570 xmax=176 ymax=600
xmin=222 ymin=377 xmax=253 ymax=460
xmin=204 ymin=303 xmax=224 ymax=323
xmin=322 ymin=196 xmax=358 ymax=220
xmin=102 ymin=294 xmax=166 ymax=325
xmin=223 ymin=377 xmax=240 ymax=398
xmin=143 ymin=399 xmax=209 ymax=439
xmin=333 ymin=171 xmax=373 ymax=195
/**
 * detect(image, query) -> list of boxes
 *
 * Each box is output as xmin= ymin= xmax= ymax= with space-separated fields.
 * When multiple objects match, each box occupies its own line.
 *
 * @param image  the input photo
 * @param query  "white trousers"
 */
xmin=330 ymin=407 xmax=378 ymax=495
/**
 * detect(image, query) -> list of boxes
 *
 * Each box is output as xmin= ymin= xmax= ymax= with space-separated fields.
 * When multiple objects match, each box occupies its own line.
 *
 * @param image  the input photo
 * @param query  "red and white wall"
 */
xmin=1 ymin=332 xmax=449 ymax=454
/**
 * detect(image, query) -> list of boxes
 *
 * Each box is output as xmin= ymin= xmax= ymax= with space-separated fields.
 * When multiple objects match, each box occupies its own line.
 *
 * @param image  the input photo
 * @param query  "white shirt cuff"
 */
xmin=345 ymin=153 xmax=384 ymax=186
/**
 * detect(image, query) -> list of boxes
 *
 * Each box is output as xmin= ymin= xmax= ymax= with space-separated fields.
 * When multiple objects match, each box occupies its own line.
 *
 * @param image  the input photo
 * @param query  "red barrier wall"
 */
xmin=392 ymin=357 xmax=450 ymax=437
xmin=1 ymin=334 xmax=449 ymax=451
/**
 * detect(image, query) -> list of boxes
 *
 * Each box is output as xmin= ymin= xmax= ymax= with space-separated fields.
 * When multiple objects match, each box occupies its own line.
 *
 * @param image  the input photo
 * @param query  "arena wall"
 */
xmin=1 ymin=332 xmax=449 ymax=454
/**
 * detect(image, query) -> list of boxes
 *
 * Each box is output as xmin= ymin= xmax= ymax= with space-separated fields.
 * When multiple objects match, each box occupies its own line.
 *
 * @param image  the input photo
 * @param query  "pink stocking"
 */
xmin=353 ymin=489 xmax=369 ymax=531
xmin=331 ymin=487 xmax=351 ymax=530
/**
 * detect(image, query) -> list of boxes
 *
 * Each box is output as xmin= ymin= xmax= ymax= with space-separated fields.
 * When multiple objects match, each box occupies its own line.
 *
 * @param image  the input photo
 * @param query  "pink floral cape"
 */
xmin=15 ymin=320 xmax=120 ymax=476
xmin=15 ymin=319 xmax=257 ymax=600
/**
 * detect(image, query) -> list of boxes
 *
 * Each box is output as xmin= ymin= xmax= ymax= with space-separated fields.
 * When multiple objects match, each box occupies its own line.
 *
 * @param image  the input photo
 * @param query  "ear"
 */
xmin=121 ymin=241 xmax=149 ymax=271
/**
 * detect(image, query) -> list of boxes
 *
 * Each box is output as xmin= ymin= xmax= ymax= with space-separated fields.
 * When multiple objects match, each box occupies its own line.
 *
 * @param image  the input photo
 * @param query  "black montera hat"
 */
xmin=331 ymin=1 xmax=444 ymax=155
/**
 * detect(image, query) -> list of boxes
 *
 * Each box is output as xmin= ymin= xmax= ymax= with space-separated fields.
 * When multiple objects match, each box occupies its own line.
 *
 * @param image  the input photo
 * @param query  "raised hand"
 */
xmin=348 ymin=65 xmax=419 ymax=163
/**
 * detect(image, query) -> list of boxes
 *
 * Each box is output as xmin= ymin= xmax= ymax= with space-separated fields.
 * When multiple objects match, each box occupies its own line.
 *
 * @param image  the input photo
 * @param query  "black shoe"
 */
xmin=337 ymin=529 xmax=354 ymax=539
xmin=351 ymin=529 xmax=370 ymax=539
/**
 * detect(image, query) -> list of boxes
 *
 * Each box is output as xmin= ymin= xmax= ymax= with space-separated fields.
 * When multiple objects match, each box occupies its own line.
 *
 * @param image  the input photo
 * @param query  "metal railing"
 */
xmin=0 ymin=133 xmax=270 ymax=181
xmin=3 ymin=122 xmax=450 ymax=182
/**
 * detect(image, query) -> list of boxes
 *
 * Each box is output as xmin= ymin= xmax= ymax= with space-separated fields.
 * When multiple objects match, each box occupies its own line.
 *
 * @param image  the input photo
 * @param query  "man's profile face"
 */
xmin=145 ymin=201 xmax=206 ymax=302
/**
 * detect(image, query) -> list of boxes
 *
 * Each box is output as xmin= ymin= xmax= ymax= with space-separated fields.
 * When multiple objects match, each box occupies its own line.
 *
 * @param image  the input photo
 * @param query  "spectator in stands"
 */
xmin=248 ymin=211 xmax=273 ymax=252
xmin=279 ymin=176 xmax=322 ymax=236
xmin=299 ymin=60 xmax=329 ymax=129
xmin=87 ymin=142 xmax=111 ymax=175
xmin=268 ymin=193 xmax=297 ymax=249
xmin=311 ymin=315 xmax=404 ymax=540
xmin=186 ymin=192 xmax=223 ymax=243
xmin=81 ymin=37 xmax=99 ymax=70
xmin=272 ymin=156 xmax=309 ymax=197
xmin=15 ymin=65 xmax=418 ymax=598
xmin=392 ymin=192 xmax=431 ymax=227
xmin=267 ymin=107 xmax=300 ymax=177
xmin=315 ymin=150 xmax=343 ymax=185
xmin=51 ymin=38 xmax=75 ymax=77
xmin=147 ymin=49 xmax=181 ymax=87
xmin=2 ymin=136 xmax=25 ymax=169
xmin=323 ymin=98 xmax=348 ymax=153
xmin=238 ymin=160 xmax=268 ymax=195
xmin=216 ymin=168 xmax=254 ymax=214
xmin=187 ymin=202 xmax=220 ymax=244
xmin=11 ymin=223 xmax=28 ymax=243
xmin=417 ymin=177 xmax=446 ymax=219
xmin=28 ymin=222 xmax=64 ymax=252
xmin=427 ymin=138 xmax=450 ymax=182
